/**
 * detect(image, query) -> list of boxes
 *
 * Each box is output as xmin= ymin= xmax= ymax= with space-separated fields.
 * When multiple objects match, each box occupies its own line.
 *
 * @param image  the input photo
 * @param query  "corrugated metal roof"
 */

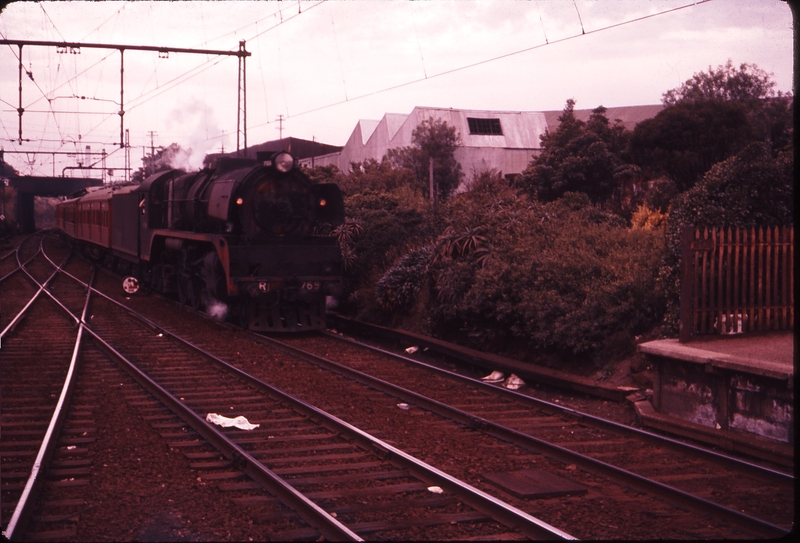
xmin=204 ymin=137 xmax=342 ymax=167
xmin=287 ymin=104 xmax=662 ymax=179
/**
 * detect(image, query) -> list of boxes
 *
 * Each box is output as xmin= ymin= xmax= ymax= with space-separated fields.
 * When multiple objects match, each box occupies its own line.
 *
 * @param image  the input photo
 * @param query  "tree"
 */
xmin=629 ymin=100 xmax=752 ymax=191
xmin=664 ymin=60 xmax=793 ymax=148
xmin=516 ymin=100 xmax=631 ymax=204
xmin=630 ymin=60 xmax=792 ymax=191
xmin=386 ymin=117 xmax=463 ymax=205
xmin=662 ymin=60 xmax=780 ymax=105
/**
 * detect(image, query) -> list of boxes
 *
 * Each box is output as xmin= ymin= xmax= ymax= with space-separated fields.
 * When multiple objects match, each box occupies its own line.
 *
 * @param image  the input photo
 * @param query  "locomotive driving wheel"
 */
xmin=200 ymin=252 xmax=227 ymax=309
xmin=177 ymin=270 xmax=203 ymax=310
xmin=177 ymin=270 xmax=191 ymax=305
xmin=188 ymin=275 xmax=203 ymax=310
xmin=231 ymin=299 xmax=250 ymax=329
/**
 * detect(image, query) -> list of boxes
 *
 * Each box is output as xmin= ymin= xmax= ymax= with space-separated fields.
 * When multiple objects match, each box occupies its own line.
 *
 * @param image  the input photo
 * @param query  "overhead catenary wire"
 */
xmin=78 ymin=2 xmax=127 ymax=43
xmin=1 ymin=1 xmax=323 ymax=173
xmin=411 ymin=4 xmax=427 ymax=79
xmin=251 ymin=0 xmax=712 ymax=127
xmin=328 ymin=1 xmax=348 ymax=101
xmin=1 ymin=0 xmax=716 ymax=173
xmin=255 ymin=20 xmax=270 ymax=132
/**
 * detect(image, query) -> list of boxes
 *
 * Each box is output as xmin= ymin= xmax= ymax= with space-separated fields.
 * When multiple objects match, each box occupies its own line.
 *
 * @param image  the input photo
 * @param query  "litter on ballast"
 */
xmin=397 ymin=403 xmax=410 ymax=410
xmin=503 ymin=374 xmax=525 ymax=390
xmin=206 ymin=413 xmax=260 ymax=430
xmin=405 ymin=346 xmax=419 ymax=354
xmin=427 ymin=486 xmax=444 ymax=494
xmin=481 ymin=370 xmax=505 ymax=383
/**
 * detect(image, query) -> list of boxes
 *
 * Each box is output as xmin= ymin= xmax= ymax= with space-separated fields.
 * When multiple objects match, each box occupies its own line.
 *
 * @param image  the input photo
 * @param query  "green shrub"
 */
xmin=426 ymin=181 xmax=666 ymax=361
xmin=339 ymin=188 xmax=433 ymax=320
xmin=374 ymin=246 xmax=432 ymax=313
xmin=659 ymin=142 xmax=793 ymax=335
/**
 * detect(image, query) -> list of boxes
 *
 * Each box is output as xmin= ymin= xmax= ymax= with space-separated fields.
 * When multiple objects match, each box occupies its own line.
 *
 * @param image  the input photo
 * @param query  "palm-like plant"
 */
xmin=332 ymin=218 xmax=363 ymax=271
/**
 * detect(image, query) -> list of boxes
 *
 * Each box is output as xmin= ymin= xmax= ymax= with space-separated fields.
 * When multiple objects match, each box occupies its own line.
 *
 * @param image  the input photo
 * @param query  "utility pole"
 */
xmin=236 ymin=40 xmax=247 ymax=157
xmin=145 ymin=130 xmax=158 ymax=177
xmin=125 ymin=129 xmax=130 ymax=183
xmin=429 ymin=157 xmax=435 ymax=209
xmin=148 ymin=131 xmax=157 ymax=158
xmin=276 ymin=114 xmax=284 ymax=140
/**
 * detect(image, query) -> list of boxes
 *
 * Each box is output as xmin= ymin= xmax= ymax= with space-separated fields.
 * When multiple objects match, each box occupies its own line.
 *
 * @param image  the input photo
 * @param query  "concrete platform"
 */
xmin=638 ymin=332 xmax=794 ymax=381
xmin=638 ymin=331 xmax=794 ymax=465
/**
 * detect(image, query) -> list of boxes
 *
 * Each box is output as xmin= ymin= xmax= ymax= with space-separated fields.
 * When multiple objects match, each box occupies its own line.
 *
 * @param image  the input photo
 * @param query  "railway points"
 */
xmin=1 ymin=234 xmax=794 ymax=540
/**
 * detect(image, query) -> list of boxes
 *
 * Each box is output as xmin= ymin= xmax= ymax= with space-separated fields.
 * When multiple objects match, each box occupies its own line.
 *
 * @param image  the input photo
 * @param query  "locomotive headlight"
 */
xmin=273 ymin=152 xmax=294 ymax=173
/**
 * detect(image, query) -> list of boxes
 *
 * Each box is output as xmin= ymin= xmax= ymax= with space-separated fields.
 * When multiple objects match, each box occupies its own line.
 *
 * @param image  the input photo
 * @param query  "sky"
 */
xmin=0 ymin=0 xmax=794 ymax=178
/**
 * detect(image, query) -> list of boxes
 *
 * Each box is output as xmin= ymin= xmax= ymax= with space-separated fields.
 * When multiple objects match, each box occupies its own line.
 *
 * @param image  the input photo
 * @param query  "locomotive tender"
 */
xmin=55 ymin=151 xmax=344 ymax=331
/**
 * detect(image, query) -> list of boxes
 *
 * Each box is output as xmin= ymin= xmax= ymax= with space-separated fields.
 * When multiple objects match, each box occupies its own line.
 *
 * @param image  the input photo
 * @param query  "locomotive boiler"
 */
xmin=56 ymin=151 xmax=344 ymax=331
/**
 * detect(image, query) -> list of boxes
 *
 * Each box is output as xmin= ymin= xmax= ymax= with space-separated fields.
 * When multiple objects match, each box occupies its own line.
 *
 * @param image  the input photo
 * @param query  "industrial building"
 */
xmin=298 ymin=105 xmax=663 ymax=186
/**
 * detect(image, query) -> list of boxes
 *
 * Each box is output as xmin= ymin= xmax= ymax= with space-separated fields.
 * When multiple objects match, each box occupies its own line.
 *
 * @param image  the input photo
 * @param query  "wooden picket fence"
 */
xmin=679 ymin=226 xmax=794 ymax=342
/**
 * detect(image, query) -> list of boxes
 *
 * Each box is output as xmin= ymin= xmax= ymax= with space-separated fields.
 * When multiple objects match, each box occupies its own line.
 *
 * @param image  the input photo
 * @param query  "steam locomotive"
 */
xmin=55 ymin=151 xmax=344 ymax=331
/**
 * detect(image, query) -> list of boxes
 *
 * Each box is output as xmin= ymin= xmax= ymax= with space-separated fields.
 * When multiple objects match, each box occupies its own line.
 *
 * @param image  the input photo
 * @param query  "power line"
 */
xmin=244 ymin=0 xmax=327 ymax=43
xmin=253 ymin=0 xmax=713 ymax=126
xmin=0 ymin=39 xmax=249 ymax=148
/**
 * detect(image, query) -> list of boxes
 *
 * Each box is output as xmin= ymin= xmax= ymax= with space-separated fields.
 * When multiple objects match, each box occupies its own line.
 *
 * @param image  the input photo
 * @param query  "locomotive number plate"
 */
xmin=302 ymin=281 xmax=321 ymax=291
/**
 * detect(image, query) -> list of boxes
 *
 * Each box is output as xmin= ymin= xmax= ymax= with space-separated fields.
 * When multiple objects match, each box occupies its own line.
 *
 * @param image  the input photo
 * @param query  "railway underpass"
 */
xmin=6 ymin=175 xmax=102 ymax=233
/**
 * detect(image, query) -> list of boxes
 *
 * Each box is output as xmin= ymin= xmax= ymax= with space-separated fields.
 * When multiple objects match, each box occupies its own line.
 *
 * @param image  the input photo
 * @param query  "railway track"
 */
xmin=4 ymin=237 xmax=572 ymax=540
xmin=1 ymin=233 xmax=93 ymax=540
xmin=63 ymin=281 xmax=574 ymax=540
xmin=281 ymin=331 xmax=795 ymax=527
xmin=3 ymin=238 xmax=794 ymax=539
xmin=94 ymin=267 xmax=793 ymax=539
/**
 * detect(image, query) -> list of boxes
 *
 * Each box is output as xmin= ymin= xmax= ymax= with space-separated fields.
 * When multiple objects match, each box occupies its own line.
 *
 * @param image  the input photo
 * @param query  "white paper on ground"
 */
xmin=503 ymin=374 xmax=525 ymax=390
xmin=206 ymin=413 xmax=260 ymax=430
xmin=481 ymin=370 xmax=505 ymax=383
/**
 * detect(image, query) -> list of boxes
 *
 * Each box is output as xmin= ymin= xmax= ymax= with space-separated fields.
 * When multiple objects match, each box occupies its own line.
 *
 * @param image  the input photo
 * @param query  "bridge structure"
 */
xmin=6 ymin=175 xmax=102 ymax=233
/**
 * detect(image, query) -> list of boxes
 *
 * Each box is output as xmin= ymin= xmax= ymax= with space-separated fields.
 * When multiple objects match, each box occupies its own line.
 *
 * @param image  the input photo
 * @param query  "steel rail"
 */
xmin=25 ymin=247 xmax=362 ymax=541
xmin=325 ymin=332 xmax=794 ymax=482
xmin=79 ymin=267 xmax=787 ymax=537
xmin=92 ymin=326 xmax=573 ymax=540
xmin=1 ymin=248 xmax=17 ymax=265
xmin=2 ymin=235 xmax=39 ymax=276
xmin=2 ymin=262 xmax=93 ymax=540
xmin=81 ymin=327 xmax=364 ymax=542
xmin=64 ymin=270 xmax=574 ymax=540
xmin=248 ymin=332 xmax=791 ymax=539
xmin=67 ymin=263 xmax=788 ymax=537
xmin=1 ymin=233 xmax=75 ymax=339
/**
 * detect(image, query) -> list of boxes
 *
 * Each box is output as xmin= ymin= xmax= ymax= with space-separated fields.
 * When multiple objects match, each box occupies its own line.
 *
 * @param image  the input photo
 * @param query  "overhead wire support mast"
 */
xmin=0 ymin=39 xmax=251 ymax=150
xmin=237 ymin=40 xmax=247 ymax=157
